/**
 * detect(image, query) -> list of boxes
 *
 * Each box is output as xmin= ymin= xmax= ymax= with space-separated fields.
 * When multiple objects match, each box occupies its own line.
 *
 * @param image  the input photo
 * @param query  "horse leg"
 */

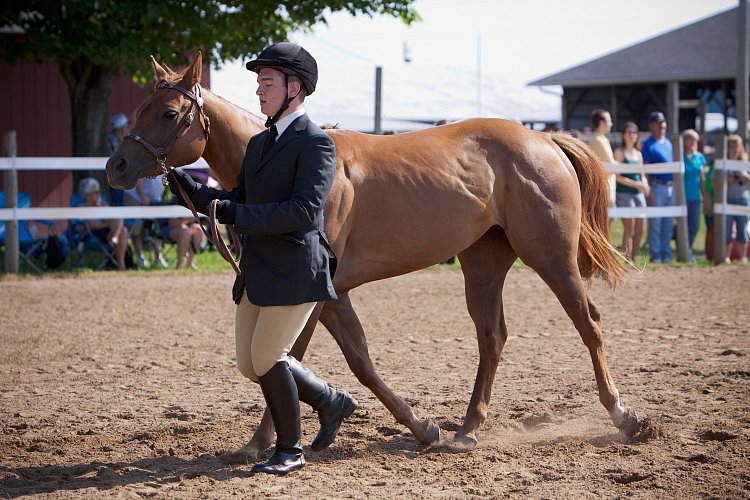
xmin=223 ymin=302 xmax=325 ymax=463
xmin=524 ymin=256 xmax=639 ymax=437
xmin=320 ymin=293 xmax=441 ymax=445
xmin=452 ymin=228 xmax=517 ymax=448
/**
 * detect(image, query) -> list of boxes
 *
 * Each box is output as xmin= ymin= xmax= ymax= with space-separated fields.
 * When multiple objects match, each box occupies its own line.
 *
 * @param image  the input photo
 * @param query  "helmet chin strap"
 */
xmin=265 ymin=73 xmax=300 ymax=128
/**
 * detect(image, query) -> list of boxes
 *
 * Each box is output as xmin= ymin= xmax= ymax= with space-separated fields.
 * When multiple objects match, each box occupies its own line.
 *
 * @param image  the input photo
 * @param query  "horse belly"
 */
xmin=333 ymin=185 xmax=492 ymax=288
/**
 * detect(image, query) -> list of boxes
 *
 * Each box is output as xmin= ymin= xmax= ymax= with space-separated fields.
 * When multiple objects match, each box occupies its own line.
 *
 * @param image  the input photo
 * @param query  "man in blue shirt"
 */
xmin=642 ymin=111 xmax=674 ymax=263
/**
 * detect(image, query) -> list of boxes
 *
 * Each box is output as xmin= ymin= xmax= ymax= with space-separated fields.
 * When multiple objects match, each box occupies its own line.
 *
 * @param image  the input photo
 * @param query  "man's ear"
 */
xmin=288 ymin=80 xmax=302 ymax=100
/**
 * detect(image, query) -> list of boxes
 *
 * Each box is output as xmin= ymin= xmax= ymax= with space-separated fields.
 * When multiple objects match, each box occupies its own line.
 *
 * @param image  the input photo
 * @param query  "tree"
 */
xmin=0 ymin=1 xmax=418 ymax=156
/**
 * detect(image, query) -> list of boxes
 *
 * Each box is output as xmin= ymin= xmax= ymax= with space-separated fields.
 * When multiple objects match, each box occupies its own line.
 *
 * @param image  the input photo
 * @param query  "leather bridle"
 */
xmin=125 ymin=81 xmax=242 ymax=274
xmin=125 ymin=81 xmax=211 ymax=179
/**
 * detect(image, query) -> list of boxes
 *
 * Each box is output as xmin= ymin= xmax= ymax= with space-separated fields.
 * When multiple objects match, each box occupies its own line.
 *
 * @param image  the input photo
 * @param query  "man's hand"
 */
xmin=167 ymin=169 xmax=199 ymax=198
xmin=215 ymin=200 xmax=237 ymax=225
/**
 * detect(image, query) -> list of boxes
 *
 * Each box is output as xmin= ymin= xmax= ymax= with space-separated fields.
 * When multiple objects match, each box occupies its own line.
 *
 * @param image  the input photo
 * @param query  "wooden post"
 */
xmin=713 ymin=136 xmax=727 ymax=265
xmin=672 ymin=136 xmax=689 ymax=262
xmin=667 ymin=81 xmax=679 ymax=132
xmin=738 ymin=0 xmax=749 ymax=142
xmin=374 ymin=66 xmax=382 ymax=135
xmin=3 ymin=130 xmax=19 ymax=274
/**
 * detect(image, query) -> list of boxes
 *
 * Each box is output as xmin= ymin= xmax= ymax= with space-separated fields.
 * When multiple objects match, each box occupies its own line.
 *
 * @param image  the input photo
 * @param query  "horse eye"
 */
xmin=164 ymin=110 xmax=178 ymax=120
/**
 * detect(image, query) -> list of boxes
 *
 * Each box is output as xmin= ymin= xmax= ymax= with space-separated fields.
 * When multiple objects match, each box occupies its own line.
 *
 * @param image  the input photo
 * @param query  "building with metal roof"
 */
xmin=529 ymin=4 xmax=749 ymax=138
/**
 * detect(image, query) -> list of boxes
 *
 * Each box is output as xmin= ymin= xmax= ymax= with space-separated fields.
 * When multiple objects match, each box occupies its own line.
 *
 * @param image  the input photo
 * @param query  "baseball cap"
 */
xmin=110 ymin=113 xmax=129 ymax=129
xmin=648 ymin=111 xmax=666 ymax=123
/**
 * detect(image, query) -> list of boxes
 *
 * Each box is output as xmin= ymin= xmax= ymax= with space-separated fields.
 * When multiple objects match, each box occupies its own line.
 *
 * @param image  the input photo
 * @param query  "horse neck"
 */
xmin=201 ymin=90 xmax=265 ymax=188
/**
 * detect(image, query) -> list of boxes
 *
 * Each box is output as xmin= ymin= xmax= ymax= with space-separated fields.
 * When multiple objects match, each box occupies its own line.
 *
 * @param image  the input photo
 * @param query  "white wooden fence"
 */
xmin=2 ymin=133 xmax=748 ymax=272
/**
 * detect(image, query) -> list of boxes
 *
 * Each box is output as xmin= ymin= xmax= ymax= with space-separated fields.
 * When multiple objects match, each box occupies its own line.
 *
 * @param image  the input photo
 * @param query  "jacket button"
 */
xmin=255 ymin=177 xmax=261 ymax=184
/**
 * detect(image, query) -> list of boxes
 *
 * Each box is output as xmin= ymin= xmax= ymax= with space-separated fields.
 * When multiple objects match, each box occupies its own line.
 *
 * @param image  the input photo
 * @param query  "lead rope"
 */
xmin=172 ymin=179 xmax=242 ymax=275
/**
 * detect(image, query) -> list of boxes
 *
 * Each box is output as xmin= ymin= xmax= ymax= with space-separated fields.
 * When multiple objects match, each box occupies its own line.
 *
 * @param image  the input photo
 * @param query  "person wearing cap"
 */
xmin=166 ymin=42 xmax=357 ymax=475
xmin=642 ymin=111 xmax=674 ymax=264
xmin=106 ymin=113 xmax=129 ymax=155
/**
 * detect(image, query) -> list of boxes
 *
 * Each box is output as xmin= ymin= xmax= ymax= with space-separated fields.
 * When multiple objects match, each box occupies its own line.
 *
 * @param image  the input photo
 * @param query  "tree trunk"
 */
xmin=57 ymin=58 xmax=118 ymax=187
xmin=58 ymin=59 xmax=118 ymax=156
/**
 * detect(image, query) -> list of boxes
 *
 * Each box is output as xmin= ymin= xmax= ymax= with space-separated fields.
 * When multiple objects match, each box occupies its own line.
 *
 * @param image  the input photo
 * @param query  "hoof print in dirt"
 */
xmin=376 ymin=426 xmax=402 ymax=437
xmin=697 ymin=429 xmax=737 ymax=442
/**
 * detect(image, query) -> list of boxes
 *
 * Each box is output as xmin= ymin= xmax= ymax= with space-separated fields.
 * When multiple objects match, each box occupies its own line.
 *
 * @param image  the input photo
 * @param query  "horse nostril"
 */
xmin=114 ymin=157 xmax=128 ymax=175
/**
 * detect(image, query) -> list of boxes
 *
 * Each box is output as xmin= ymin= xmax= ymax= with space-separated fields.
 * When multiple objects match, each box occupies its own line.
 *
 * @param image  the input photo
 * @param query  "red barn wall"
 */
xmin=0 ymin=56 xmax=210 ymax=209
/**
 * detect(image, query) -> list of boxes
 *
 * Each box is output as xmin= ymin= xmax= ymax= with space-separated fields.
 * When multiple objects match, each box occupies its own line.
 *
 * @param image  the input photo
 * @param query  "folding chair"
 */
xmin=68 ymin=194 xmax=120 ymax=271
xmin=0 ymin=191 xmax=66 ymax=273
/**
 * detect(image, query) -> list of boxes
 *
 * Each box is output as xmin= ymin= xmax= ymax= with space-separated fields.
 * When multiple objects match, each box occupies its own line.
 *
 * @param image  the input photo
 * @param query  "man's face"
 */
xmin=649 ymin=120 xmax=667 ymax=138
xmin=602 ymin=112 xmax=612 ymax=133
xmin=256 ymin=67 xmax=287 ymax=117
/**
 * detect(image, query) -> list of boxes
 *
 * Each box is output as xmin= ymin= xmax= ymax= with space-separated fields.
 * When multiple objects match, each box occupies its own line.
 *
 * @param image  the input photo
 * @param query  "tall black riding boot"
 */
xmin=251 ymin=360 xmax=305 ymax=475
xmin=286 ymin=356 xmax=358 ymax=452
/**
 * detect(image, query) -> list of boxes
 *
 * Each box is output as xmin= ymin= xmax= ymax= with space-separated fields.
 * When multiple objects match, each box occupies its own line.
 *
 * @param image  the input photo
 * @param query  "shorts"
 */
xmin=615 ymin=191 xmax=646 ymax=209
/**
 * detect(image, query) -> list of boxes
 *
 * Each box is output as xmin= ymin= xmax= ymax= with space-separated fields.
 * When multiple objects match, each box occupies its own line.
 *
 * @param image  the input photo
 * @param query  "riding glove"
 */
xmin=215 ymin=200 xmax=237 ymax=225
xmin=167 ymin=169 xmax=199 ymax=198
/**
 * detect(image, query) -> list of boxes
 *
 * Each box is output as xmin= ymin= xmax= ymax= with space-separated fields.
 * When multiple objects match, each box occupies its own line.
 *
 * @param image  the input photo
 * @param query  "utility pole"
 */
xmin=374 ymin=66 xmax=382 ymax=134
xmin=476 ymin=33 xmax=482 ymax=117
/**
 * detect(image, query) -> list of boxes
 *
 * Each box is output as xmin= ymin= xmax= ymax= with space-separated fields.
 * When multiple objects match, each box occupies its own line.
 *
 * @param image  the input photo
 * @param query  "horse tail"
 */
xmin=550 ymin=132 xmax=629 ymax=288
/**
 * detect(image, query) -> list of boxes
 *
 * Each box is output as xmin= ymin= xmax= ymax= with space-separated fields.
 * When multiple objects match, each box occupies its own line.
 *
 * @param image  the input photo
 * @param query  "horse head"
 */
xmin=107 ymin=52 xmax=210 ymax=189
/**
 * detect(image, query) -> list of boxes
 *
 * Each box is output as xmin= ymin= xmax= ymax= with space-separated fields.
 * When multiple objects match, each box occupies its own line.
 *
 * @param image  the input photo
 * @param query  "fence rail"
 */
xmin=3 ymin=135 xmax=749 ymax=271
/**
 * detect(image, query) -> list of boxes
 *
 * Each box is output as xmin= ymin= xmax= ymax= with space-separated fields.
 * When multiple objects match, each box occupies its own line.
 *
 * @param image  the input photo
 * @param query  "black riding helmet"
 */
xmin=246 ymin=42 xmax=318 ymax=127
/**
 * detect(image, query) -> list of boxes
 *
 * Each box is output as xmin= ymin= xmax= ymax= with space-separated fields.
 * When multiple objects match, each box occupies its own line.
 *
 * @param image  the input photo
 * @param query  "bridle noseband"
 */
xmin=125 ymin=81 xmax=211 ymax=182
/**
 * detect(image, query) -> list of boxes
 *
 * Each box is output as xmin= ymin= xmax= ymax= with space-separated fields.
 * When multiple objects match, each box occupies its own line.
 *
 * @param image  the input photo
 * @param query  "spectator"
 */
xmin=123 ymin=175 xmax=168 ymax=268
xmin=642 ymin=111 xmax=674 ymax=264
xmin=165 ymin=215 xmax=204 ymax=270
xmin=106 ymin=113 xmax=129 ymax=155
xmin=723 ymin=134 xmax=750 ymax=264
xmin=587 ymin=109 xmax=617 ymax=215
xmin=702 ymin=144 xmax=717 ymax=260
xmin=77 ymin=177 xmax=128 ymax=271
xmin=682 ymin=129 xmax=706 ymax=262
xmin=613 ymin=122 xmax=649 ymax=261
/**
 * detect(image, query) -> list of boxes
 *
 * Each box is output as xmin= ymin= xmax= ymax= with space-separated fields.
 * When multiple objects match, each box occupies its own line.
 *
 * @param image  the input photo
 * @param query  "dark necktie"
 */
xmin=261 ymin=125 xmax=278 ymax=158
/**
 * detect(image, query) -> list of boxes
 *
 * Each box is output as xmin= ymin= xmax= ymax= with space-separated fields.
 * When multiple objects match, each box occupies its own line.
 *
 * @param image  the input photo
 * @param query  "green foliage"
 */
xmin=0 ymin=0 xmax=419 ymax=75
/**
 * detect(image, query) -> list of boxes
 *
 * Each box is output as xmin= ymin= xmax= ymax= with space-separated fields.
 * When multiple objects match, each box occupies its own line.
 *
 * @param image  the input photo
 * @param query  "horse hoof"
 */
xmin=418 ymin=419 xmax=441 ymax=445
xmin=619 ymin=409 xmax=641 ymax=438
xmin=220 ymin=450 xmax=257 ymax=465
xmin=450 ymin=433 xmax=478 ymax=450
xmin=626 ymin=415 xmax=662 ymax=443
xmin=220 ymin=442 xmax=270 ymax=464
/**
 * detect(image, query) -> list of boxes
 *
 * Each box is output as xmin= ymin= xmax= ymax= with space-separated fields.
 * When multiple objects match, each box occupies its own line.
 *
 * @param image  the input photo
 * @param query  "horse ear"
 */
xmin=181 ymin=51 xmax=203 ymax=89
xmin=151 ymin=55 xmax=169 ymax=82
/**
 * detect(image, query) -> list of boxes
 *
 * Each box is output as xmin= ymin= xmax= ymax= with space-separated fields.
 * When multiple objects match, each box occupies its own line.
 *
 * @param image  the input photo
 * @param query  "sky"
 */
xmin=211 ymin=0 xmax=739 ymax=131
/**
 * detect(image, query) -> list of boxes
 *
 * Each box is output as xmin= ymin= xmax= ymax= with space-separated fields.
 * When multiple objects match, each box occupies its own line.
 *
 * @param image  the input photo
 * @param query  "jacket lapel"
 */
xmin=255 ymin=114 xmax=310 ymax=175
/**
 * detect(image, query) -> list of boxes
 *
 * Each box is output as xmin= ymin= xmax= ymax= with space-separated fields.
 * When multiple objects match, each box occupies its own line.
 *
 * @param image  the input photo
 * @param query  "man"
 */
xmin=641 ymin=111 xmax=674 ymax=263
xmin=588 ymin=109 xmax=617 ymax=213
xmin=106 ymin=113 xmax=129 ymax=155
xmin=168 ymin=42 xmax=357 ymax=475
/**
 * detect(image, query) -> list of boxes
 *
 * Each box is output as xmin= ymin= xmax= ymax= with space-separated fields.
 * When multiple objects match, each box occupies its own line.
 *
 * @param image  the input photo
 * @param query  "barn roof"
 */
xmin=529 ymin=7 xmax=741 ymax=87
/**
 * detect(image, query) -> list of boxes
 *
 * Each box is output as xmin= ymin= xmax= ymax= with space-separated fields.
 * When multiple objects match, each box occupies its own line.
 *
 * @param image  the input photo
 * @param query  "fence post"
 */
xmin=3 ymin=130 xmax=18 ymax=274
xmin=713 ymin=136 xmax=727 ymax=265
xmin=671 ymin=136 xmax=689 ymax=262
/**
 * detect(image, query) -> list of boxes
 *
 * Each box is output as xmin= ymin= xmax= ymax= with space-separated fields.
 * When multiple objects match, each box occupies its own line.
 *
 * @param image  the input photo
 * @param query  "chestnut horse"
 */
xmin=107 ymin=53 xmax=640 ymax=458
